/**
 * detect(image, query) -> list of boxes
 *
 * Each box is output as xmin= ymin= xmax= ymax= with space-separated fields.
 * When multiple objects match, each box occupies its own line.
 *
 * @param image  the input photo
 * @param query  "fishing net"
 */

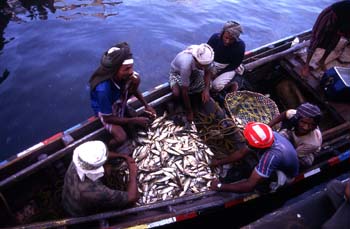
xmin=224 ymin=90 xmax=280 ymax=129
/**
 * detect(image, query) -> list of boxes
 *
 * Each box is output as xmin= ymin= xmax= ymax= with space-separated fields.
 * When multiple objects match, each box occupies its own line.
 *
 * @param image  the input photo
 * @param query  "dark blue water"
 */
xmin=0 ymin=0 xmax=336 ymax=161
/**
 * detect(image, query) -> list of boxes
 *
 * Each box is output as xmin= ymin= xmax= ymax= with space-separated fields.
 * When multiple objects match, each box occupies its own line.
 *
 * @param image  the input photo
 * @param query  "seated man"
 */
xmin=62 ymin=141 xmax=138 ymax=216
xmin=89 ymin=42 xmax=156 ymax=147
xmin=268 ymin=102 xmax=322 ymax=168
xmin=323 ymin=179 xmax=350 ymax=229
xmin=207 ymin=21 xmax=246 ymax=94
xmin=169 ymin=43 xmax=215 ymax=122
xmin=210 ymin=122 xmax=299 ymax=193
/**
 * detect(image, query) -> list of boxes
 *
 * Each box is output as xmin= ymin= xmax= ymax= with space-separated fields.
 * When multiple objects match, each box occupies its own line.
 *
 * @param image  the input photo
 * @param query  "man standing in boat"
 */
xmin=268 ymin=102 xmax=322 ymax=169
xmin=168 ymin=43 xmax=215 ymax=122
xmin=89 ymin=42 xmax=156 ymax=148
xmin=207 ymin=21 xmax=246 ymax=99
xmin=210 ymin=122 xmax=299 ymax=193
xmin=62 ymin=141 xmax=138 ymax=216
xmin=301 ymin=0 xmax=350 ymax=77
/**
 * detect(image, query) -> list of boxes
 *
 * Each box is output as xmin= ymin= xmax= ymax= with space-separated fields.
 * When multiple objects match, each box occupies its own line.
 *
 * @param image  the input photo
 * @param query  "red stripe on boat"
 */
xmin=293 ymin=174 xmax=305 ymax=183
xmin=328 ymin=157 xmax=340 ymax=166
xmin=224 ymin=198 xmax=244 ymax=208
xmin=176 ymin=212 xmax=197 ymax=222
xmin=244 ymin=51 xmax=252 ymax=55
xmin=43 ymin=132 xmax=63 ymax=145
xmin=88 ymin=116 xmax=97 ymax=122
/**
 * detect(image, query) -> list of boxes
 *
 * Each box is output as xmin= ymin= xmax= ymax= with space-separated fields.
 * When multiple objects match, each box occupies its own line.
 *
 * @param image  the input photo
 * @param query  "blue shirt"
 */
xmin=255 ymin=132 xmax=299 ymax=178
xmin=90 ymin=80 xmax=121 ymax=116
xmin=207 ymin=33 xmax=245 ymax=72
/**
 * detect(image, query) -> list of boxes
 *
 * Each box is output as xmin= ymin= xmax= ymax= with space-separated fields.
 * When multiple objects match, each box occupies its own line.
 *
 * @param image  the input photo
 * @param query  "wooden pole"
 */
xmin=244 ymin=40 xmax=310 ymax=71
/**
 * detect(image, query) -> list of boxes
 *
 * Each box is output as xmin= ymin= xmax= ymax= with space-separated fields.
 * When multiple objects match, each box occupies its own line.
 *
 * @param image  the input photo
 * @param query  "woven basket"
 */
xmin=225 ymin=90 xmax=280 ymax=129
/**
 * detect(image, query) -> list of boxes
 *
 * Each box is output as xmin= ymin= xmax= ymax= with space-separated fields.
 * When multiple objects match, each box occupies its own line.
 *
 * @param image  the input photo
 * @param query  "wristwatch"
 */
xmin=217 ymin=183 xmax=222 ymax=189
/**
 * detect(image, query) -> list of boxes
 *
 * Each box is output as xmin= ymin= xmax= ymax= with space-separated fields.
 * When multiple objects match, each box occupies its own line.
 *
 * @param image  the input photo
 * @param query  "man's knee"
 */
xmin=111 ymin=125 xmax=127 ymax=144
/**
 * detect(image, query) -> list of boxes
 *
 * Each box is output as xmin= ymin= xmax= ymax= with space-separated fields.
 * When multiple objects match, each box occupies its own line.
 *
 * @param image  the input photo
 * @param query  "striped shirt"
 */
xmin=255 ymin=132 xmax=299 ymax=178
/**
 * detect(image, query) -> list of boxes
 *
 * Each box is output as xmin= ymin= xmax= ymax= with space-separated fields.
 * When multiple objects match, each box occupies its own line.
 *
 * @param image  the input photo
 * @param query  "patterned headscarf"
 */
xmin=295 ymin=103 xmax=322 ymax=123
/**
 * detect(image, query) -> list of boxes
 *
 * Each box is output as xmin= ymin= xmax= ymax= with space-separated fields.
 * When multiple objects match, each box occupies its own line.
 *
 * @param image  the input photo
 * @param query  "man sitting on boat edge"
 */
xmin=169 ymin=43 xmax=215 ymax=123
xmin=89 ymin=42 xmax=156 ymax=149
xmin=207 ymin=20 xmax=247 ymax=104
xmin=62 ymin=141 xmax=138 ymax=216
xmin=210 ymin=122 xmax=299 ymax=193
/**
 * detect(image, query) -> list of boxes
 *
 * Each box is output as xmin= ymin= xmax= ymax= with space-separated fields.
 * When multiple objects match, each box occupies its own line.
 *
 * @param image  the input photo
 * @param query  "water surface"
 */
xmin=0 ymin=0 xmax=337 ymax=160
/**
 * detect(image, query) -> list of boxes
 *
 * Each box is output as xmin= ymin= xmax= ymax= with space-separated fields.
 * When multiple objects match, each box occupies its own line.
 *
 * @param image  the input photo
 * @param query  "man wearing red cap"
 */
xmin=210 ymin=122 xmax=299 ymax=193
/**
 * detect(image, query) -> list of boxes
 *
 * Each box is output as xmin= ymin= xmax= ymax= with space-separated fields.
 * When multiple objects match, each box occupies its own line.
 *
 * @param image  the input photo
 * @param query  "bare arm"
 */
xmin=202 ymin=68 xmax=212 ymax=103
xmin=134 ymin=89 xmax=156 ymax=116
xmin=102 ymin=115 xmax=150 ymax=128
xmin=345 ymin=180 xmax=350 ymax=202
xmin=211 ymin=146 xmax=250 ymax=167
xmin=181 ymin=86 xmax=193 ymax=122
xmin=211 ymin=169 xmax=264 ymax=193
xmin=268 ymin=111 xmax=286 ymax=128
xmin=126 ymin=157 xmax=139 ymax=203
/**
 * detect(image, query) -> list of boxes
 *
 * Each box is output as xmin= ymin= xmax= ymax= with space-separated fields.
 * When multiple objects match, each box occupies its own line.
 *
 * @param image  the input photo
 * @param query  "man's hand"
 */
xmin=132 ymin=117 xmax=151 ymax=128
xmin=210 ymin=179 xmax=221 ymax=191
xmin=145 ymin=105 xmax=157 ymax=118
xmin=201 ymin=88 xmax=210 ymax=103
xmin=210 ymin=159 xmax=220 ymax=168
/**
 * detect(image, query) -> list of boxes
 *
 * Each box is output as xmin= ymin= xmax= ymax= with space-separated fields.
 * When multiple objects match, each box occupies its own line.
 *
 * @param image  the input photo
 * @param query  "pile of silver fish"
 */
xmin=132 ymin=112 xmax=219 ymax=205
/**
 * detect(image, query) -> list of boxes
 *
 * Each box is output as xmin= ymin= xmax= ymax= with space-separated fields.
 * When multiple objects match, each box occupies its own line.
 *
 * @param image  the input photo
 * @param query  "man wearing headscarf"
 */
xmin=268 ymin=102 xmax=323 ymax=168
xmin=169 ymin=43 xmax=217 ymax=122
xmin=89 ymin=42 xmax=156 ymax=147
xmin=62 ymin=141 xmax=138 ymax=216
xmin=207 ymin=21 xmax=246 ymax=95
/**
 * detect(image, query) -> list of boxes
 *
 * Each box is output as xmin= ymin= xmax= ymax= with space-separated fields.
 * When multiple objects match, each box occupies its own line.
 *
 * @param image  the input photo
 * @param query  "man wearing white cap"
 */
xmin=169 ymin=43 xmax=216 ymax=122
xmin=62 ymin=141 xmax=138 ymax=216
xmin=89 ymin=42 xmax=156 ymax=148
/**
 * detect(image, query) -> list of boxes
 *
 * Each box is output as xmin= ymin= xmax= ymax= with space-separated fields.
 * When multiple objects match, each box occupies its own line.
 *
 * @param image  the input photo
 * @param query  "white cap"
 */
xmin=72 ymin=141 xmax=108 ymax=181
xmin=191 ymin=43 xmax=214 ymax=65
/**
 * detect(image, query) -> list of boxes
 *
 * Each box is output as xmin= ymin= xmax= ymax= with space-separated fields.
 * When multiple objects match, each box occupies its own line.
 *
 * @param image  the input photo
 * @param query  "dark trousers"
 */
xmin=323 ymin=179 xmax=350 ymax=229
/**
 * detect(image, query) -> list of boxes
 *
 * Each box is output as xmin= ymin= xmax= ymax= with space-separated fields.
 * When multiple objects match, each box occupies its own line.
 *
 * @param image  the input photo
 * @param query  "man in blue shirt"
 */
xmin=207 ymin=21 xmax=246 ymax=93
xmin=210 ymin=122 xmax=299 ymax=193
xmin=89 ymin=42 xmax=156 ymax=147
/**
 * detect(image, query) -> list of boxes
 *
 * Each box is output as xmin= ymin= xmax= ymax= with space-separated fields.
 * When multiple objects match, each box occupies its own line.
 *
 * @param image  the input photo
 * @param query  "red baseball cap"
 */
xmin=243 ymin=122 xmax=274 ymax=149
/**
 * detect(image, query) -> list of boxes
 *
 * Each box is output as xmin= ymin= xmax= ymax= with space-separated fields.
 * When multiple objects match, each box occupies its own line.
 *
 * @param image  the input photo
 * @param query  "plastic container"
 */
xmin=321 ymin=66 xmax=350 ymax=102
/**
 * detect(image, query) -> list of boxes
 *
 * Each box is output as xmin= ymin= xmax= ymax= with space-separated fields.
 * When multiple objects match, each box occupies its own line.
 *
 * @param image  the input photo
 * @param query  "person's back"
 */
xmin=62 ymin=162 xmax=129 ymax=216
xmin=62 ymin=141 xmax=137 ymax=217
xmin=256 ymin=132 xmax=299 ymax=179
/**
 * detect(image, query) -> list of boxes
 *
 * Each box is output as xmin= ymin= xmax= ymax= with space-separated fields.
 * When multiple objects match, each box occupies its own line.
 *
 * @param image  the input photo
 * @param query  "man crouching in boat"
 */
xmin=268 ymin=102 xmax=322 ymax=169
xmin=210 ymin=122 xmax=299 ymax=193
xmin=89 ymin=42 xmax=156 ymax=148
xmin=169 ymin=43 xmax=215 ymax=122
xmin=62 ymin=141 xmax=138 ymax=216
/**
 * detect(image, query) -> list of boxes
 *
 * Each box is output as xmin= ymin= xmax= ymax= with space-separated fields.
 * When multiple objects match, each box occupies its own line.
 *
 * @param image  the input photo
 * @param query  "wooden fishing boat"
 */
xmin=1 ymin=29 xmax=350 ymax=228
xmin=242 ymin=175 xmax=350 ymax=229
